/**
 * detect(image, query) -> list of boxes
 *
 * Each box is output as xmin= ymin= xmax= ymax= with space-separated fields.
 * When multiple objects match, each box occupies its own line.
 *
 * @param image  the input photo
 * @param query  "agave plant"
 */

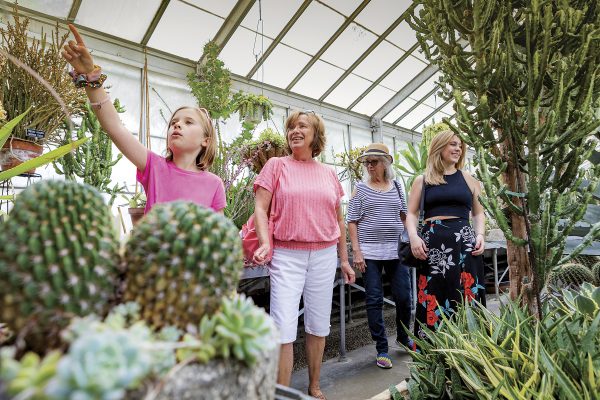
xmin=394 ymin=140 xmax=427 ymax=191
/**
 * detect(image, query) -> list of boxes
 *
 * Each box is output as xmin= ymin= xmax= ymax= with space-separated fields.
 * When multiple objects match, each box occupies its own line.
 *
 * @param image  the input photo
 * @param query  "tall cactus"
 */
xmin=410 ymin=1 xmax=600 ymax=316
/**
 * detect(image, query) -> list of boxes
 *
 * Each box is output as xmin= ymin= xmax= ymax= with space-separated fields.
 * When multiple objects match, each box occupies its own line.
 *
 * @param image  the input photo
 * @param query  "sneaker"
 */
xmin=376 ymin=352 xmax=393 ymax=369
xmin=395 ymin=338 xmax=414 ymax=352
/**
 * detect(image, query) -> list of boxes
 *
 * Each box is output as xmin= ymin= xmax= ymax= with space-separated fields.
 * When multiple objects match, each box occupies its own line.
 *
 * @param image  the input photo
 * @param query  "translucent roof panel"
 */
xmin=184 ymin=0 xmax=238 ymax=18
xmin=147 ymin=1 xmax=223 ymax=60
xmin=220 ymin=27 xmax=274 ymax=76
xmin=408 ymin=73 xmax=441 ymax=102
xmin=439 ymin=102 xmax=456 ymax=117
xmin=251 ymin=44 xmax=311 ymax=88
xmin=18 ymin=0 xmax=72 ymax=18
xmin=320 ymin=23 xmax=376 ymax=69
xmin=281 ymin=2 xmax=344 ymax=56
xmin=350 ymin=85 xmax=396 ymax=116
xmin=382 ymin=98 xmax=417 ymax=123
xmin=241 ymin=0 xmax=303 ymax=38
xmin=353 ymin=40 xmax=404 ymax=81
xmin=380 ymin=55 xmax=427 ymax=91
xmin=398 ymin=103 xmax=438 ymax=130
xmin=387 ymin=20 xmax=418 ymax=51
xmin=323 ymin=73 xmax=371 ymax=108
xmin=76 ymin=0 xmax=162 ymax=43
xmin=319 ymin=0 xmax=364 ymax=18
xmin=354 ymin=0 xmax=413 ymax=36
xmin=422 ymin=90 xmax=445 ymax=109
xmin=291 ymin=60 xmax=345 ymax=99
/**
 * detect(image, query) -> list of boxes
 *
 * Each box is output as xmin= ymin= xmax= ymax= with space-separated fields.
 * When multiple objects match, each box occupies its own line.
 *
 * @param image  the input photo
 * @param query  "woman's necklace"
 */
xmin=369 ymin=181 xmax=389 ymax=192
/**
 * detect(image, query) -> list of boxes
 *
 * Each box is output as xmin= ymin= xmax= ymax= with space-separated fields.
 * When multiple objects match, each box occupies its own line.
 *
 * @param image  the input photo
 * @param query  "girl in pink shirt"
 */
xmin=253 ymin=111 xmax=355 ymax=400
xmin=61 ymin=25 xmax=225 ymax=212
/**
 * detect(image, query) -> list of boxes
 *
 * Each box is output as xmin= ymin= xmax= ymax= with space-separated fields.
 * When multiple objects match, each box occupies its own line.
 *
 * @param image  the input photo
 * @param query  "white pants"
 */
xmin=269 ymin=245 xmax=338 ymax=344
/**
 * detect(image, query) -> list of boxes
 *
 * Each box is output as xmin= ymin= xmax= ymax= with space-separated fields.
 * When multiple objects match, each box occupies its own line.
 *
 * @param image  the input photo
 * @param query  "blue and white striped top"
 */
xmin=346 ymin=180 xmax=408 ymax=260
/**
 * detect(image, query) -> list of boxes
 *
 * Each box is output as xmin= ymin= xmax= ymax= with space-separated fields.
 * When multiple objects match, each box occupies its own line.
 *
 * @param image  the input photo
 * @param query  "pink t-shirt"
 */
xmin=137 ymin=151 xmax=226 ymax=213
xmin=254 ymin=156 xmax=344 ymax=250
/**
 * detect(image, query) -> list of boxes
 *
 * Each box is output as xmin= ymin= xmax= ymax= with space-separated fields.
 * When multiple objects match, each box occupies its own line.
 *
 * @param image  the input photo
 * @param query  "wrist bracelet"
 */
xmin=89 ymin=96 xmax=111 ymax=110
xmin=69 ymin=65 xmax=107 ymax=88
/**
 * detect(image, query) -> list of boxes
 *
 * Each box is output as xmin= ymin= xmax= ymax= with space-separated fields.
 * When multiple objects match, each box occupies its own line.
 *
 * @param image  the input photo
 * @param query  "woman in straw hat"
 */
xmin=405 ymin=130 xmax=486 ymax=348
xmin=346 ymin=143 xmax=412 ymax=369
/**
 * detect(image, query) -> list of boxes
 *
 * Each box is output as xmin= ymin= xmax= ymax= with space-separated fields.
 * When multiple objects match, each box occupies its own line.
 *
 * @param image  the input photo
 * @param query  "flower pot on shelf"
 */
xmin=0 ymin=137 xmax=43 ymax=174
xmin=128 ymin=207 xmax=145 ymax=226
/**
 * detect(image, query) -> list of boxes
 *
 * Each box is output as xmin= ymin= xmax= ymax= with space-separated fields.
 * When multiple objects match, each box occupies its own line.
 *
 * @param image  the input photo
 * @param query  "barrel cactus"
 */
xmin=592 ymin=262 xmax=600 ymax=287
xmin=123 ymin=201 xmax=243 ymax=329
xmin=0 ymin=180 xmax=121 ymax=350
xmin=546 ymin=263 xmax=595 ymax=288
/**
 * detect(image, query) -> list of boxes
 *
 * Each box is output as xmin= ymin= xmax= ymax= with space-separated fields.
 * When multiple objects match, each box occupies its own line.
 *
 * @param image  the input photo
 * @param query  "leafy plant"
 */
xmin=335 ymin=145 xmax=367 ymax=185
xmin=394 ymin=141 xmax=427 ymax=190
xmin=242 ymin=128 xmax=288 ymax=174
xmin=421 ymin=121 xmax=449 ymax=150
xmin=232 ymin=91 xmax=273 ymax=125
xmin=0 ymin=348 xmax=61 ymax=400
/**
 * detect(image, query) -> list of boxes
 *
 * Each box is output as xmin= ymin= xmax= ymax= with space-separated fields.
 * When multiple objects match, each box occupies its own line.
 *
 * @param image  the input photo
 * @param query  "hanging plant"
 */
xmin=232 ymin=92 xmax=273 ymax=125
xmin=242 ymin=128 xmax=288 ymax=173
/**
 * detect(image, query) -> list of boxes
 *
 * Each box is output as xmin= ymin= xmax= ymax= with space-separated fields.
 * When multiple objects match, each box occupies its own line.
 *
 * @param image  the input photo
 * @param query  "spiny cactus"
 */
xmin=0 ymin=180 xmax=121 ymax=350
xmin=592 ymin=262 xmax=600 ymax=287
xmin=123 ymin=201 xmax=243 ymax=330
xmin=546 ymin=263 xmax=595 ymax=288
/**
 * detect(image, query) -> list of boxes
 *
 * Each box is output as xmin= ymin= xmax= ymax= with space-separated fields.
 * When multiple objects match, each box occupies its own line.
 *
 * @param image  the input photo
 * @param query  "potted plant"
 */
xmin=232 ymin=92 xmax=273 ymax=125
xmin=123 ymin=190 xmax=146 ymax=226
xmin=0 ymin=5 xmax=85 ymax=172
xmin=242 ymin=128 xmax=288 ymax=174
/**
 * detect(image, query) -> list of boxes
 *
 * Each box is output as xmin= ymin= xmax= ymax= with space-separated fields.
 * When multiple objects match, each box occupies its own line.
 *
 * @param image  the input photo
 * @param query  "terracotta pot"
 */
xmin=0 ymin=138 xmax=43 ymax=173
xmin=128 ymin=207 xmax=145 ymax=226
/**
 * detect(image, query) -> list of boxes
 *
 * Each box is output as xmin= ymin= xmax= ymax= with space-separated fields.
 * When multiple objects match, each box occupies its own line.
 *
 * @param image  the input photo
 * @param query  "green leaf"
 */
xmin=0 ymin=137 xmax=88 ymax=181
xmin=0 ymin=108 xmax=32 ymax=149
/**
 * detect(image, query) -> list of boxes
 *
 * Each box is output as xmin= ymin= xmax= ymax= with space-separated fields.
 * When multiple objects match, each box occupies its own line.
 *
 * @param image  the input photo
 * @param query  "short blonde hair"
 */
xmin=424 ymin=130 xmax=467 ymax=185
xmin=285 ymin=111 xmax=326 ymax=157
xmin=165 ymin=106 xmax=216 ymax=171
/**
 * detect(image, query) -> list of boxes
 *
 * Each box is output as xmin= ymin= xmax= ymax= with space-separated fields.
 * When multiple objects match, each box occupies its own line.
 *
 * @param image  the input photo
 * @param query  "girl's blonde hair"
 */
xmin=165 ymin=106 xmax=216 ymax=171
xmin=424 ymin=130 xmax=467 ymax=185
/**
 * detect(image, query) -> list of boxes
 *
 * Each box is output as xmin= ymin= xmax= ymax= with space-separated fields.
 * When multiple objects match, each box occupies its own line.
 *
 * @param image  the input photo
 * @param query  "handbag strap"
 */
xmin=267 ymin=157 xmax=284 ymax=220
xmin=417 ymin=175 xmax=425 ymax=231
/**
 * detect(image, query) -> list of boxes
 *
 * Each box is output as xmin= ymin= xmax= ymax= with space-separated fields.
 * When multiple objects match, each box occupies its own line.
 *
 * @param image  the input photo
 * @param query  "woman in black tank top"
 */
xmin=404 ymin=130 xmax=486 ymax=348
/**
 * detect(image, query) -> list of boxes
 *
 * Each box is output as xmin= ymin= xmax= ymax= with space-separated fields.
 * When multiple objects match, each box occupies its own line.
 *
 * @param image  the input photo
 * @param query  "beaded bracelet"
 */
xmin=89 ymin=96 xmax=111 ymax=110
xmin=69 ymin=65 xmax=107 ymax=88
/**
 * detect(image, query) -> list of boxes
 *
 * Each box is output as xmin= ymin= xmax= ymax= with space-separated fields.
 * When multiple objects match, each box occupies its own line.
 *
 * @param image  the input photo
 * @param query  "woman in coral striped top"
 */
xmin=253 ymin=111 xmax=355 ymax=400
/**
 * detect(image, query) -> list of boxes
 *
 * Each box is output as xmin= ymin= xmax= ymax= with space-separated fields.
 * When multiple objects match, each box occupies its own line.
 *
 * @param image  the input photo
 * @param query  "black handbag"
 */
xmin=394 ymin=177 xmax=425 ymax=268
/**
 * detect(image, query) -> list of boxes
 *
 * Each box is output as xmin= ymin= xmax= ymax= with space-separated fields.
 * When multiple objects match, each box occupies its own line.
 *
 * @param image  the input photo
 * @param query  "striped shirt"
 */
xmin=346 ymin=180 xmax=407 ymax=260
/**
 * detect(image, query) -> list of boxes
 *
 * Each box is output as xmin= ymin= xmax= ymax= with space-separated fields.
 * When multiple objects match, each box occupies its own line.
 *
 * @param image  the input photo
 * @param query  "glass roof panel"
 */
xmin=282 ymin=2 xmax=344 ymax=55
xmin=386 ymin=20 xmax=418 ymax=51
xmin=408 ymin=73 xmax=441 ymax=102
xmin=291 ymin=60 xmax=345 ymax=99
xmin=320 ymin=22 xmax=376 ymax=69
xmin=76 ymin=0 xmax=162 ymax=43
xmin=353 ymin=40 xmax=404 ymax=81
xmin=18 ymin=0 xmax=72 ymax=18
xmin=354 ymin=0 xmax=412 ymax=35
xmin=439 ymin=102 xmax=456 ymax=117
xmin=220 ymin=27 xmax=274 ymax=76
xmin=382 ymin=98 xmax=417 ymax=123
xmin=241 ymin=0 xmax=303 ymax=39
xmin=380 ymin=55 xmax=427 ymax=91
xmin=422 ymin=90 xmax=445 ymax=108
xmin=184 ymin=0 xmax=238 ymax=18
xmin=398 ymin=103 xmax=437 ymax=130
xmin=147 ymin=1 xmax=223 ymax=61
xmin=251 ymin=44 xmax=312 ymax=88
xmin=318 ymin=0 xmax=363 ymax=18
xmin=350 ymin=85 xmax=396 ymax=116
xmin=323 ymin=73 xmax=371 ymax=108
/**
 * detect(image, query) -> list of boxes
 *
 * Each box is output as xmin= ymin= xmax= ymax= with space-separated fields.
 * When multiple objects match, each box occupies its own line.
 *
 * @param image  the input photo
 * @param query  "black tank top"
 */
xmin=424 ymin=170 xmax=472 ymax=220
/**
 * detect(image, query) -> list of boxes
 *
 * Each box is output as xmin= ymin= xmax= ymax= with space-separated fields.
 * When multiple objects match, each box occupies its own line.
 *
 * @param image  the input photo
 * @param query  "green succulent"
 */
xmin=546 ymin=262 xmax=595 ymax=288
xmin=123 ymin=201 xmax=243 ymax=330
xmin=0 ymin=348 xmax=61 ymax=400
xmin=0 ymin=180 xmax=121 ymax=350
xmin=591 ymin=262 xmax=600 ymax=286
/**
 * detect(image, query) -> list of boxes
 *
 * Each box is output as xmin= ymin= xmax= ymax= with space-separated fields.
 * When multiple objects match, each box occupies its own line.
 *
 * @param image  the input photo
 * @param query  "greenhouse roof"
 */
xmin=3 ymin=0 xmax=455 ymax=133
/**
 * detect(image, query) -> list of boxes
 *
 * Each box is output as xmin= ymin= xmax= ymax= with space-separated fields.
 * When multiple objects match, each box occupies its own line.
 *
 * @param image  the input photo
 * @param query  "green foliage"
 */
xmin=53 ymin=100 xmax=126 ymax=205
xmin=0 ymin=348 xmax=61 ymax=400
xmin=176 ymin=294 xmax=277 ymax=367
xmin=123 ymin=202 xmax=243 ymax=330
xmin=335 ymin=145 xmax=367 ymax=185
xmin=394 ymin=141 xmax=427 ymax=190
xmin=232 ymin=91 xmax=273 ymax=125
xmin=421 ymin=121 xmax=448 ymax=150
xmin=187 ymin=41 xmax=232 ymax=120
xmin=410 ymin=1 xmax=600 ymax=298
xmin=242 ymin=128 xmax=288 ymax=174
xmin=592 ymin=262 xmax=600 ymax=286
xmin=547 ymin=263 xmax=596 ymax=288
xmin=0 ymin=180 xmax=121 ymax=351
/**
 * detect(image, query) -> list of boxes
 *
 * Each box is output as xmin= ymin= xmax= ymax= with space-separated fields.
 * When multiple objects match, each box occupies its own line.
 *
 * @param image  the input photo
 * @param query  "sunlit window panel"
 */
xmin=320 ymin=23 xmax=376 ymax=69
xmin=353 ymin=40 xmax=404 ymax=81
xmin=251 ymin=44 xmax=311 ymax=88
xmin=354 ymin=0 xmax=412 ymax=36
xmin=318 ymin=0 xmax=363 ymax=18
xmin=350 ymin=125 xmax=373 ymax=148
xmin=184 ymin=0 xmax=237 ymax=18
xmin=409 ymin=73 xmax=441 ymax=103
xmin=382 ymin=98 xmax=417 ymax=123
xmin=18 ymin=0 xmax=72 ymax=18
xmin=291 ymin=60 xmax=345 ymax=99
xmin=241 ymin=0 xmax=302 ymax=39
xmin=220 ymin=27 xmax=274 ymax=76
xmin=282 ymin=2 xmax=344 ymax=56
xmin=322 ymin=118 xmax=349 ymax=164
xmin=398 ymin=103 xmax=438 ymax=131
xmin=351 ymin=85 xmax=396 ymax=116
xmin=76 ymin=0 xmax=161 ymax=43
xmin=439 ymin=102 xmax=456 ymax=117
xmin=422 ymin=90 xmax=446 ymax=109
xmin=383 ymin=134 xmax=395 ymax=154
xmin=323 ymin=74 xmax=371 ymax=109
xmin=380 ymin=55 xmax=427 ymax=91
xmin=386 ymin=20 xmax=418 ymax=52
xmin=147 ymin=1 xmax=222 ymax=61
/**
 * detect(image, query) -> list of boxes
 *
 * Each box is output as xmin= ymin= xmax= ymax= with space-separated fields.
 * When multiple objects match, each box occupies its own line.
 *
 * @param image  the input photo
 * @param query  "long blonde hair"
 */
xmin=424 ymin=130 xmax=467 ymax=185
xmin=165 ymin=106 xmax=216 ymax=171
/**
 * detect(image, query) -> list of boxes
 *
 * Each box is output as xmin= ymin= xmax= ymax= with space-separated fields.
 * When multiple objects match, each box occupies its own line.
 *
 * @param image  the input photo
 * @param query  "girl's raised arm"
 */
xmin=62 ymin=24 xmax=148 ymax=170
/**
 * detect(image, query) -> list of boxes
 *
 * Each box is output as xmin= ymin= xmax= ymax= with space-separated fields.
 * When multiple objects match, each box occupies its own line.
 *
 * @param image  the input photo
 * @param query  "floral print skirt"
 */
xmin=414 ymin=218 xmax=486 ymax=343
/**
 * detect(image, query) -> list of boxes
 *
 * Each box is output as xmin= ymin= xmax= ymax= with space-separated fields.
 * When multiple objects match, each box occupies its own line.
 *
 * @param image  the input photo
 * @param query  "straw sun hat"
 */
xmin=357 ymin=143 xmax=393 ymax=163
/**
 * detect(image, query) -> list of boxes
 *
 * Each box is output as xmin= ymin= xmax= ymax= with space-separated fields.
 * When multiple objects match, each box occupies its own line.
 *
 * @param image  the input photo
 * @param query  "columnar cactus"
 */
xmin=0 ymin=180 xmax=121 ymax=349
xmin=591 ymin=262 xmax=600 ymax=286
xmin=123 ymin=201 xmax=243 ymax=329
